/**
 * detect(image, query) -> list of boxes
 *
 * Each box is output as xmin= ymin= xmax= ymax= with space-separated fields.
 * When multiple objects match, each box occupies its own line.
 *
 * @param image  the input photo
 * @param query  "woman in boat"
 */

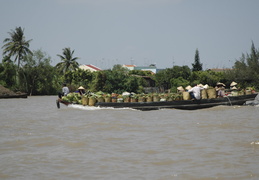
xmin=216 ymin=82 xmax=226 ymax=98
xmin=230 ymin=81 xmax=238 ymax=90
xmin=78 ymin=86 xmax=86 ymax=96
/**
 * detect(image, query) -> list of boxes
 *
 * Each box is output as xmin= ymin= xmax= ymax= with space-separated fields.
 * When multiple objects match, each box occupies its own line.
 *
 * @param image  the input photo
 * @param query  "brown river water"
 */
xmin=0 ymin=96 xmax=259 ymax=180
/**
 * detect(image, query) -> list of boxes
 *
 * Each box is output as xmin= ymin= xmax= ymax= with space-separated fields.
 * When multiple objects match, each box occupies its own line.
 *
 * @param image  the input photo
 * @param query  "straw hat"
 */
xmin=185 ymin=85 xmax=192 ymax=90
xmin=78 ymin=86 xmax=85 ymax=90
xmin=231 ymin=86 xmax=237 ymax=90
xmin=177 ymin=86 xmax=184 ymax=91
xmin=203 ymin=84 xmax=209 ymax=89
xmin=198 ymin=84 xmax=204 ymax=87
xmin=230 ymin=81 xmax=237 ymax=86
xmin=217 ymin=82 xmax=226 ymax=86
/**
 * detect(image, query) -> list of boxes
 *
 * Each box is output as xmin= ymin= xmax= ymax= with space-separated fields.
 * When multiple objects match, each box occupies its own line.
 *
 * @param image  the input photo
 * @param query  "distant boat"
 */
xmin=0 ymin=93 xmax=27 ymax=99
xmin=57 ymin=93 xmax=258 ymax=111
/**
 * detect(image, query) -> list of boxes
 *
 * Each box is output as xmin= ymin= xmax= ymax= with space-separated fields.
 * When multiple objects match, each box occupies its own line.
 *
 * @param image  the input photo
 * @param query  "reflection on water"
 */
xmin=0 ymin=96 xmax=259 ymax=179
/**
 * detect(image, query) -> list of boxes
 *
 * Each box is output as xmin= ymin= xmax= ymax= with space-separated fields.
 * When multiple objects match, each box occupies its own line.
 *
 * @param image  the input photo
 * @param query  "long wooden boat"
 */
xmin=57 ymin=93 xmax=258 ymax=111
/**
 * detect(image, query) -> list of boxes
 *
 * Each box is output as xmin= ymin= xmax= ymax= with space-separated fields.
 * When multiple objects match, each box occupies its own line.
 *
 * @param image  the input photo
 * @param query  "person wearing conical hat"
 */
xmin=185 ymin=85 xmax=192 ymax=91
xmin=230 ymin=81 xmax=237 ymax=87
xmin=78 ymin=86 xmax=86 ymax=95
xmin=203 ymin=84 xmax=209 ymax=89
xmin=230 ymin=81 xmax=238 ymax=90
xmin=177 ymin=86 xmax=185 ymax=93
xmin=216 ymin=82 xmax=226 ymax=98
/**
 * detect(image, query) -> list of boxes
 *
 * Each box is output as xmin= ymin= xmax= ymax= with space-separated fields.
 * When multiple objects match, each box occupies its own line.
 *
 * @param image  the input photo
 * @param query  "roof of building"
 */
xmin=123 ymin=65 xmax=136 ymax=67
xmin=79 ymin=64 xmax=102 ymax=71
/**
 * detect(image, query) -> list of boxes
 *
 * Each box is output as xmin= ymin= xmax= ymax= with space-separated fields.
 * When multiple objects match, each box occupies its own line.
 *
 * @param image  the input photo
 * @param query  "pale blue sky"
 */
xmin=1 ymin=0 xmax=259 ymax=69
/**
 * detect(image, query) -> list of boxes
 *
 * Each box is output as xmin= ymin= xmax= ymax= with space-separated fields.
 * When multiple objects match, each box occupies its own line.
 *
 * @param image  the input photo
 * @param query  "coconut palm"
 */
xmin=56 ymin=47 xmax=79 ymax=74
xmin=2 ymin=27 xmax=33 ymax=69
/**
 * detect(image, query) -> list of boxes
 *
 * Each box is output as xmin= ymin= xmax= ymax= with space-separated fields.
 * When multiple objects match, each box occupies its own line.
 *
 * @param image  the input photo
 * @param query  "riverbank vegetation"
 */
xmin=1 ymin=27 xmax=259 ymax=95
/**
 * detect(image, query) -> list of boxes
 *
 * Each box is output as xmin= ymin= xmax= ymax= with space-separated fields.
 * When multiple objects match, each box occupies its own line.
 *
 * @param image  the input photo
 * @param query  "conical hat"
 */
xmin=203 ymin=84 xmax=209 ymax=89
xmin=230 ymin=81 xmax=237 ymax=86
xmin=217 ymin=82 xmax=226 ymax=86
xmin=177 ymin=86 xmax=184 ymax=91
xmin=185 ymin=85 xmax=192 ymax=90
xmin=78 ymin=86 xmax=85 ymax=90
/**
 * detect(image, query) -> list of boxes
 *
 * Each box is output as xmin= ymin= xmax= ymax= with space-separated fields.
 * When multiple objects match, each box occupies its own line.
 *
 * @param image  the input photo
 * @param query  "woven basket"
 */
xmin=201 ymin=89 xmax=208 ymax=99
xmin=206 ymin=88 xmax=216 ymax=99
xmin=82 ymin=97 xmax=88 ymax=106
xmin=183 ymin=92 xmax=191 ymax=100
xmin=88 ymin=97 xmax=97 ymax=106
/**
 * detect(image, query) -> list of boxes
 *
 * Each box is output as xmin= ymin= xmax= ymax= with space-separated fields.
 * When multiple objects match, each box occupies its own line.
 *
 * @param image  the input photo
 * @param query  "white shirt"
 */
xmin=188 ymin=86 xmax=203 ymax=100
xmin=62 ymin=86 xmax=70 ymax=96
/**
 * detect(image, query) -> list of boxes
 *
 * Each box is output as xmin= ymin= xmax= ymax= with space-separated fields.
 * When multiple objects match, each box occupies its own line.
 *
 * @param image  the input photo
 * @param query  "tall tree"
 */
xmin=2 ymin=27 xmax=33 ymax=69
xmin=192 ymin=49 xmax=203 ymax=71
xmin=21 ymin=50 xmax=58 ymax=95
xmin=0 ymin=56 xmax=16 ymax=87
xmin=56 ymin=47 xmax=79 ymax=74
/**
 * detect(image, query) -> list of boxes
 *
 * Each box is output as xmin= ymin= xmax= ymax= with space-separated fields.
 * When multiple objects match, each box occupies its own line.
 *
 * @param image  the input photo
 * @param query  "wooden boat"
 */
xmin=57 ymin=93 xmax=258 ymax=111
xmin=0 ymin=93 xmax=27 ymax=99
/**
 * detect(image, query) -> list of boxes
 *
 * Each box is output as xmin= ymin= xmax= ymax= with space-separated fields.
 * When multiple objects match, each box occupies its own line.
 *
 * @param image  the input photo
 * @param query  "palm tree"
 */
xmin=56 ymin=47 xmax=79 ymax=74
xmin=2 ymin=27 xmax=33 ymax=69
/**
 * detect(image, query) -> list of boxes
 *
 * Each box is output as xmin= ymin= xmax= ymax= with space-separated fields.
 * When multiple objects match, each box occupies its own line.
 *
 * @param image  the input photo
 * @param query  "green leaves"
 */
xmin=2 ymin=27 xmax=32 ymax=69
xmin=192 ymin=48 xmax=203 ymax=72
xmin=56 ymin=47 xmax=79 ymax=74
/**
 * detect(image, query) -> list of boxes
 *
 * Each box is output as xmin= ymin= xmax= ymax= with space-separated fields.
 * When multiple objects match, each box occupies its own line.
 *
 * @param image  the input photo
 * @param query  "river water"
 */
xmin=0 ymin=96 xmax=259 ymax=180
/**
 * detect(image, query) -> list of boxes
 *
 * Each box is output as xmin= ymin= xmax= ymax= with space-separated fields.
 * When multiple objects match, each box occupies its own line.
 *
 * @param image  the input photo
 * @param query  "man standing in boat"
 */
xmin=188 ymin=84 xmax=203 ymax=100
xmin=58 ymin=83 xmax=70 ymax=98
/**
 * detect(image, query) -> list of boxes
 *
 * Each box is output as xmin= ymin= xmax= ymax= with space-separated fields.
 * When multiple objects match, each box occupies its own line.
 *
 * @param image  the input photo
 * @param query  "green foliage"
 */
xmin=170 ymin=77 xmax=190 ymax=93
xmin=224 ymin=41 xmax=259 ymax=89
xmin=0 ymin=56 xmax=16 ymax=88
xmin=129 ymin=70 xmax=154 ymax=76
xmin=91 ymin=71 xmax=107 ymax=92
xmin=192 ymin=49 xmax=203 ymax=71
xmin=55 ymin=47 xmax=79 ymax=75
xmin=155 ymin=65 xmax=191 ymax=90
xmin=64 ymin=68 xmax=93 ymax=89
xmin=112 ymin=64 xmax=129 ymax=74
xmin=2 ymin=27 xmax=33 ymax=69
xmin=19 ymin=50 xmax=59 ymax=95
xmin=190 ymin=70 xmax=225 ymax=87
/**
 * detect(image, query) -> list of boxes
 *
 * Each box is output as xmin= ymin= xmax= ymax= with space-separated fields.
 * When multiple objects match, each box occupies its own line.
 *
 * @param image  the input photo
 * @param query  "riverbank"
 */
xmin=0 ymin=85 xmax=27 ymax=98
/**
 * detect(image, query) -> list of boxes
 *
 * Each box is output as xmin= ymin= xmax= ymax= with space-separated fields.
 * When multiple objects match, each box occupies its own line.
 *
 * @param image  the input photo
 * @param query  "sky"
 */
xmin=1 ymin=0 xmax=259 ymax=70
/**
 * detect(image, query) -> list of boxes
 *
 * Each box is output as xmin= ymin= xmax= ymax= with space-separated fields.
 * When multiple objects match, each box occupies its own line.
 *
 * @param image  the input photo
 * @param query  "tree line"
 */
xmin=1 ymin=27 xmax=259 ymax=95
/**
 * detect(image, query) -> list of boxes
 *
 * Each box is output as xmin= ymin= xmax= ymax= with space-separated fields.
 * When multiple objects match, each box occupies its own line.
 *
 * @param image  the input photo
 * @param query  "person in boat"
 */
xmin=230 ymin=81 xmax=238 ymax=90
xmin=188 ymin=84 xmax=203 ymax=100
xmin=215 ymin=82 xmax=226 ymax=98
xmin=177 ymin=86 xmax=185 ymax=93
xmin=58 ymin=83 xmax=70 ymax=99
xmin=77 ymin=86 xmax=86 ymax=96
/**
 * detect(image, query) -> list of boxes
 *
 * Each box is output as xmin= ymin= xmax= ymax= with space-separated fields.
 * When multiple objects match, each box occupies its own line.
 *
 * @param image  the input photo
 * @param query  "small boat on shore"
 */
xmin=0 ymin=85 xmax=28 ymax=99
xmin=57 ymin=93 xmax=258 ymax=111
xmin=0 ymin=93 xmax=27 ymax=99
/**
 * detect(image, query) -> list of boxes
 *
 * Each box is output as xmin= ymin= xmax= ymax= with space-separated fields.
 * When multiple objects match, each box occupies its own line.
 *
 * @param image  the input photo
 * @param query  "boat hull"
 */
xmin=95 ymin=94 xmax=258 ymax=110
xmin=57 ymin=93 xmax=258 ymax=111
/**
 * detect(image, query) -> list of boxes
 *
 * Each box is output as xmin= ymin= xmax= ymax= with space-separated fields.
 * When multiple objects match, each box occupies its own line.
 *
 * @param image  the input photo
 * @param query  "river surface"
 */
xmin=0 ymin=96 xmax=259 ymax=180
